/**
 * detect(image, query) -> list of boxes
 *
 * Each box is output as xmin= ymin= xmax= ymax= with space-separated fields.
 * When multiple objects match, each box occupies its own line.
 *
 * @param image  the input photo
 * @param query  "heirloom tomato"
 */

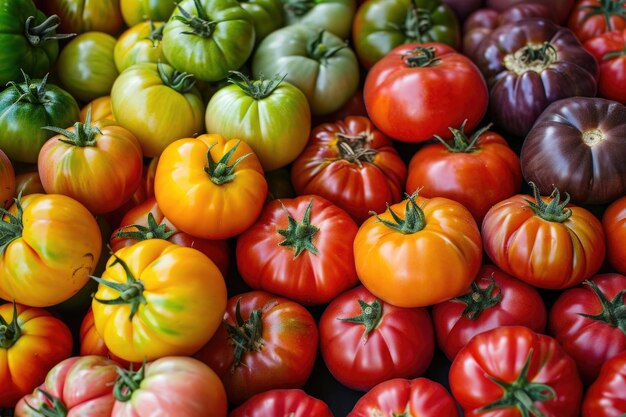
xmin=79 ymin=308 xmax=128 ymax=367
xmin=0 ymin=72 xmax=79 ymax=163
xmin=406 ymin=122 xmax=521 ymax=223
xmin=604 ymin=195 xmax=626 ymax=274
xmin=0 ymin=303 xmax=73 ymax=408
xmin=291 ymin=116 xmax=407 ymax=224
xmin=114 ymin=21 xmax=167 ymax=72
xmin=80 ymin=96 xmax=114 ymax=123
xmin=364 ymin=43 xmax=488 ymax=143
xmin=155 ymin=134 xmax=267 ymax=239
xmin=111 ymin=62 xmax=204 ymax=157
xmin=236 ymin=195 xmax=358 ymax=305
xmin=433 ymin=264 xmax=547 ymax=361
xmin=354 ymin=193 xmax=482 ymax=308
xmin=121 ymin=0 xmax=176 ymax=26
xmin=38 ymin=0 xmax=123 ymax=35
xmin=485 ymin=0 xmax=574 ymax=24
xmin=91 ymin=239 xmax=227 ymax=362
xmin=569 ymin=0 xmax=626 ymax=42
xmin=283 ymin=0 xmax=355 ymax=40
xmin=236 ymin=0 xmax=283 ymax=43
xmin=441 ymin=0 xmax=482 ymax=22
xmin=13 ymin=172 xmax=44 ymax=197
xmin=195 ymin=291 xmax=318 ymax=405
xmin=482 ymin=183 xmax=606 ymax=289
xmin=0 ymin=193 xmax=102 ymax=307
xmin=584 ymin=29 xmax=626 ymax=103
xmin=205 ymin=72 xmax=311 ymax=171
xmin=450 ymin=326 xmax=583 ymax=417
xmin=582 ymin=350 xmax=626 ymax=417
xmin=319 ymin=285 xmax=434 ymax=391
xmin=0 ymin=150 xmax=14 ymax=208
xmin=14 ymin=355 xmax=118 ymax=417
xmin=549 ymin=274 xmax=626 ymax=384
xmin=230 ymin=389 xmax=333 ymax=417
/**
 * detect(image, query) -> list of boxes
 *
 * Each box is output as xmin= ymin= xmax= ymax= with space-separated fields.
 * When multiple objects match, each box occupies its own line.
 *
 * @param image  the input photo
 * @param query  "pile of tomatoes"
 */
xmin=1 ymin=0 xmax=626 ymax=415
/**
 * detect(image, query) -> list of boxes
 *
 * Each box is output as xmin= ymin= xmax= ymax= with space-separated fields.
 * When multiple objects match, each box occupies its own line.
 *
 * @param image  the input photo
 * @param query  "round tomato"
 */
xmin=354 ymin=193 xmax=482 ymax=307
xmin=195 ymin=291 xmax=319 ymax=405
xmin=582 ymin=350 xmax=626 ymax=417
xmin=0 ymin=150 xmax=14 ymax=208
xmin=284 ymin=0 xmax=355 ymax=40
xmin=237 ymin=0 xmax=283 ymax=43
xmin=584 ymin=28 xmax=626 ymax=103
xmin=114 ymin=21 xmax=167 ymax=72
xmin=604 ymin=195 xmax=626 ymax=274
xmin=482 ymin=183 xmax=606 ymax=289
xmin=80 ymin=96 xmax=115 ymax=123
xmin=79 ymin=308 xmax=129 ymax=367
xmin=38 ymin=0 xmax=124 ymax=35
xmin=569 ymin=0 xmax=626 ymax=43
xmin=364 ymin=42 xmax=488 ymax=143
xmin=230 ymin=389 xmax=333 ymax=417
xmin=121 ymin=0 xmax=176 ymax=26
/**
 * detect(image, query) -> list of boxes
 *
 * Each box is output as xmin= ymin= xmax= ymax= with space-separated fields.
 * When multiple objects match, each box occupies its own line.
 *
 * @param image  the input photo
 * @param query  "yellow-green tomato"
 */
xmin=114 ymin=21 xmax=167 ymax=72
xmin=121 ymin=0 xmax=177 ymax=27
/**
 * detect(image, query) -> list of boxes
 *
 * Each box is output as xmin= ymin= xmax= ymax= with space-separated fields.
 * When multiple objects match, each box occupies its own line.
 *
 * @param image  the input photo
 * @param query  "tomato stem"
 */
xmin=42 ymin=106 xmax=102 ymax=147
xmin=580 ymin=0 xmax=626 ymax=32
xmin=371 ymin=193 xmax=426 ymax=234
xmin=113 ymin=361 xmax=146 ymax=402
xmin=525 ymin=182 xmax=572 ymax=223
xmin=578 ymin=280 xmax=626 ymax=335
xmin=225 ymin=299 xmax=265 ymax=369
xmin=434 ymin=121 xmax=493 ymax=153
xmin=147 ymin=21 xmax=165 ymax=44
xmin=204 ymin=140 xmax=252 ymax=185
xmin=277 ymin=199 xmax=319 ymax=256
xmin=283 ymin=0 xmax=316 ymax=16
xmin=504 ymin=42 xmax=557 ymax=75
xmin=25 ymin=389 xmax=67 ymax=417
xmin=0 ymin=302 xmax=21 ymax=349
xmin=403 ymin=3 xmax=434 ymax=42
xmin=157 ymin=62 xmax=196 ymax=93
xmin=339 ymin=299 xmax=383 ymax=340
xmin=7 ymin=70 xmax=51 ymax=105
xmin=24 ymin=14 xmax=75 ymax=46
xmin=172 ymin=0 xmax=218 ymax=38
xmin=453 ymin=275 xmax=502 ymax=320
xmin=308 ymin=31 xmax=346 ymax=61
xmin=116 ymin=213 xmax=175 ymax=242
xmin=227 ymin=71 xmax=286 ymax=100
xmin=336 ymin=133 xmax=377 ymax=166
xmin=603 ymin=46 xmax=626 ymax=60
xmin=402 ymin=46 xmax=441 ymax=68
xmin=0 ymin=193 xmax=24 ymax=256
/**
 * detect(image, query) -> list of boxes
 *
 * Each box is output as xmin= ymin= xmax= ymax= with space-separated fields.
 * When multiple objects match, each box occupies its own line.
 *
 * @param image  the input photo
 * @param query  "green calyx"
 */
xmin=435 ymin=120 xmax=493 ymax=153
xmin=173 ymin=0 xmax=218 ymax=38
xmin=308 ymin=30 xmax=346 ymax=61
xmin=581 ymin=0 xmax=626 ymax=32
xmin=91 ymin=252 xmax=147 ymax=321
xmin=25 ymin=389 xmax=67 ymax=417
xmin=372 ymin=193 xmax=426 ymax=234
xmin=277 ymin=199 xmax=319 ymax=257
xmin=336 ymin=133 xmax=377 ymax=167
xmin=115 ymin=213 xmax=174 ymax=241
xmin=603 ymin=46 xmax=626 ymax=60
xmin=479 ymin=349 xmax=556 ymax=417
xmin=339 ymin=299 xmax=383 ymax=340
xmin=8 ymin=70 xmax=51 ymax=105
xmin=228 ymin=71 xmax=286 ymax=100
xmin=453 ymin=275 xmax=503 ymax=320
xmin=0 ymin=193 xmax=24 ymax=256
xmin=403 ymin=2 xmax=433 ymax=42
xmin=24 ymin=14 xmax=74 ymax=46
xmin=158 ymin=61 xmax=196 ymax=93
xmin=579 ymin=280 xmax=626 ymax=335
xmin=283 ymin=0 xmax=316 ymax=16
xmin=0 ymin=302 xmax=21 ymax=349
xmin=113 ymin=361 xmax=146 ymax=402
xmin=525 ymin=182 xmax=572 ymax=223
xmin=147 ymin=21 xmax=165 ymax=44
xmin=225 ymin=300 xmax=264 ymax=370
xmin=402 ymin=46 xmax=441 ymax=68
xmin=204 ymin=140 xmax=252 ymax=185
xmin=42 ymin=106 xmax=102 ymax=147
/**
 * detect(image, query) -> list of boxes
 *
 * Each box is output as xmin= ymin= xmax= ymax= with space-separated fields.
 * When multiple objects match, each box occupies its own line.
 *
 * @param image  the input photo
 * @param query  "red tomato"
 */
xmin=450 ymin=326 xmax=583 ymax=417
xmin=604 ymin=195 xmax=626 ymax=274
xmin=549 ymin=274 xmax=626 ymax=384
xmin=236 ymin=195 xmax=359 ymax=305
xmin=364 ymin=42 xmax=488 ymax=143
xmin=433 ymin=265 xmax=547 ymax=361
xmin=319 ymin=285 xmax=434 ymax=391
xmin=584 ymin=29 xmax=626 ymax=103
xmin=291 ymin=116 xmax=407 ymax=224
xmin=569 ymin=0 xmax=626 ymax=43
xmin=582 ymin=350 xmax=626 ymax=417
xmin=230 ymin=389 xmax=333 ymax=417
xmin=0 ymin=149 xmax=14 ymax=208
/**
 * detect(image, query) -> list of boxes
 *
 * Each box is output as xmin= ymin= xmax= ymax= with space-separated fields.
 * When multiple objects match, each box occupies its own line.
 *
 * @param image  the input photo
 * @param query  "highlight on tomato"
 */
xmin=582 ymin=350 xmax=626 ymax=417
xmin=79 ymin=308 xmax=130 ymax=368
xmin=38 ymin=0 xmax=124 ymax=35
xmin=114 ymin=21 xmax=167 ymax=72
xmin=569 ymin=0 xmax=626 ymax=43
xmin=230 ymin=389 xmax=333 ymax=417
xmin=603 ymin=195 xmax=626 ymax=274
xmin=584 ymin=28 xmax=626 ymax=104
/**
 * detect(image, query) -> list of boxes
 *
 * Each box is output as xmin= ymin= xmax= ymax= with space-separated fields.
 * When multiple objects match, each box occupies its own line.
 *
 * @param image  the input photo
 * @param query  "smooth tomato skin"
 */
xmin=229 ymin=389 xmax=333 ymax=417
xmin=291 ymin=116 xmax=407 ymax=224
xmin=569 ymin=0 xmax=626 ymax=43
xmin=13 ymin=171 xmax=44 ymax=198
xmin=482 ymin=193 xmax=606 ymax=289
xmin=319 ymin=285 xmax=434 ymax=391
xmin=584 ymin=29 xmax=626 ymax=103
xmin=485 ymin=0 xmax=574 ymax=24
xmin=603 ymin=195 xmax=626 ymax=274
xmin=0 ymin=149 xmax=14 ymax=208
xmin=347 ymin=377 xmax=459 ymax=417
xmin=364 ymin=42 xmax=488 ymax=143
xmin=120 ymin=0 xmax=176 ymax=26
xmin=38 ymin=0 xmax=124 ymax=35
xmin=549 ymin=274 xmax=626 ymax=384
xmin=155 ymin=134 xmax=267 ymax=240
xmin=78 ymin=308 xmax=131 ymax=368
xmin=406 ymin=128 xmax=521 ymax=224
xmin=114 ymin=21 xmax=167 ymax=72
xmin=80 ymin=96 xmax=115 ymax=123
xmin=450 ymin=326 xmax=583 ymax=417
xmin=582 ymin=350 xmax=626 ymax=417
xmin=433 ymin=265 xmax=547 ymax=361
xmin=195 ymin=291 xmax=319 ymax=405
xmin=0 ymin=304 xmax=73 ymax=408
xmin=354 ymin=195 xmax=482 ymax=308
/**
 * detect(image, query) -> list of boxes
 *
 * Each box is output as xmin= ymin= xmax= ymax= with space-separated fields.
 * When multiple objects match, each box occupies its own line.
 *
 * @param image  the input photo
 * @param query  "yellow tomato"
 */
xmin=114 ymin=21 xmax=167 ymax=72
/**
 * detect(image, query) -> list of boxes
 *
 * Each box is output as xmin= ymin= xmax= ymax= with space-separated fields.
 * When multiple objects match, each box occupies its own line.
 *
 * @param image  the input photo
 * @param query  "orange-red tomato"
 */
xmin=0 ymin=149 xmax=14 ymax=208
xmin=80 ymin=96 xmax=115 ymax=123
xmin=603 ymin=195 xmax=626 ymax=274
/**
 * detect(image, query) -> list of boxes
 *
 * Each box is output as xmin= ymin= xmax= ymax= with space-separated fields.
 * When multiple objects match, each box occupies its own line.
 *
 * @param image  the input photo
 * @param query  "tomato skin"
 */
xmin=120 ymin=0 xmax=176 ymax=26
xmin=0 ymin=149 xmax=14 ymax=208
xmin=195 ymin=291 xmax=319 ymax=405
xmin=0 ymin=303 xmax=73 ymax=408
xmin=582 ymin=350 xmax=626 ymax=417
xmin=549 ymin=274 xmax=626 ymax=384
xmin=13 ymin=171 xmax=45 ymax=197
xmin=347 ymin=377 xmax=460 ymax=417
xmin=114 ymin=21 xmax=167 ymax=72
xmin=584 ymin=29 xmax=626 ymax=104
xmin=485 ymin=0 xmax=574 ymax=24
xmin=230 ymin=389 xmax=333 ymax=417
xmin=38 ymin=0 xmax=123 ymax=35
xmin=238 ymin=0 xmax=284 ymax=43
xmin=80 ymin=96 xmax=115 ymax=123
xmin=603 ymin=195 xmax=626 ymax=274
xmin=433 ymin=265 xmax=547 ymax=361
xmin=569 ymin=0 xmax=626 ymax=43
xmin=291 ymin=116 xmax=407 ymax=224
xmin=450 ymin=326 xmax=583 ymax=417
xmin=364 ymin=42 xmax=488 ymax=143
xmin=284 ymin=0 xmax=356 ymax=40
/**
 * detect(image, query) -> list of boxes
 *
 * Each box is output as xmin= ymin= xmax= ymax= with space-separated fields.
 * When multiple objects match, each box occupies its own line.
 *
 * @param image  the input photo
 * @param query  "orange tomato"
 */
xmin=603 ymin=195 xmax=626 ymax=274
xmin=0 ymin=149 xmax=14 ymax=208
xmin=80 ymin=96 xmax=115 ymax=123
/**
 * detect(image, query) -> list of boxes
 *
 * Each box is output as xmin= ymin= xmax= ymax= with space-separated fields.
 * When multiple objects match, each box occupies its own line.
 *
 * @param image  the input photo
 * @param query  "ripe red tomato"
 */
xmin=230 ymin=389 xmax=333 ymax=417
xmin=584 ymin=29 xmax=626 ymax=103
xmin=604 ymin=195 xmax=626 ymax=274
xmin=569 ymin=0 xmax=626 ymax=43
xmin=582 ymin=350 xmax=626 ymax=417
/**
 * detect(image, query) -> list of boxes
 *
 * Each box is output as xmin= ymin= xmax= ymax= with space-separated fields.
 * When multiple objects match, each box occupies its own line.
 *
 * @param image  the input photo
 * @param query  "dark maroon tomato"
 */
xmin=485 ymin=0 xmax=575 ymax=24
xmin=441 ymin=0 xmax=483 ymax=22
xmin=521 ymin=97 xmax=626 ymax=205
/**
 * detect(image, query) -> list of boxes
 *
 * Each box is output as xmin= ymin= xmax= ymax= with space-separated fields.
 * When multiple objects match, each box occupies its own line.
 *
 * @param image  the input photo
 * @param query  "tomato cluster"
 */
xmin=1 ymin=0 xmax=626 ymax=416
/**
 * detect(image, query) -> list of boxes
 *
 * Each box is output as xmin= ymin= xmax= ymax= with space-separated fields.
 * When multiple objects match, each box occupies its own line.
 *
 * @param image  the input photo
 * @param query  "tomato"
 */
xmin=569 ymin=0 xmax=626 ymax=43
xmin=162 ymin=0 xmax=255 ymax=82
xmin=205 ymin=72 xmax=311 ymax=171
xmin=80 ymin=96 xmax=115 ymax=123
xmin=79 ymin=308 xmax=129 ymax=367
xmin=56 ymin=31 xmax=119 ymax=103
xmin=441 ymin=0 xmax=482 ymax=22
xmin=549 ymin=274 xmax=626 ymax=384
xmin=252 ymin=25 xmax=360 ymax=115
xmin=91 ymin=239 xmax=227 ymax=362
xmin=111 ymin=62 xmax=204 ymax=157
xmin=121 ymin=0 xmax=176 ymax=26
xmin=582 ymin=350 xmax=626 ymax=417
xmin=433 ymin=265 xmax=547 ymax=361
xmin=14 ymin=355 xmax=118 ymax=416
xmin=482 ymin=183 xmax=606 ymax=289
xmin=230 ymin=389 xmax=333 ymax=417
xmin=584 ymin=29 xmax=626 ymax=103
xmin=364 ymin=43 xmax=488 ymax=143
xmin=291 ymin=116 xmax=407 ymax=224
xmin=38 ymin=116 xmax=143 ymax=215
xmin=283 ymin=0 xmax=356 ymax=40
xmin=347 ymin=378 xmax=459 ymax=417
xmin=406 ymin=122 xmax=521 ymax=224
xmin=450 ymin=326 xmax=583 ymax=417
xmin=0 ymin=72 xmax=79 ymax=163
xmin=354 ymin=193 xmax=482 ymax=308
xmin=111 ymin=196 xmax=230 ymax=276
xmin=0 ymin=193 xmax=102 ymax=307
xmin=0 ymin=150 xmax=14 ymax=208
xmin=604 ymin=195 xmax=626 ymax=274
xmin=155 ymin=134 xmax=267 ymax=239
xmin=13 ymin=171 xmax=45 ymax=197
xmin=352 ymin=0 xmax=460 ymax=69
xmin=0 ymin=303 xmax=73 ymax=408
xmin=195 ymin=291 xmax=319 ymax=405
xmin=237 ymin=0 xmax=283 ymax=43
xmin=114 ymin=21 xmax=167 ymax=72
xmin=38 ymin=0 xmax=123 ymax=35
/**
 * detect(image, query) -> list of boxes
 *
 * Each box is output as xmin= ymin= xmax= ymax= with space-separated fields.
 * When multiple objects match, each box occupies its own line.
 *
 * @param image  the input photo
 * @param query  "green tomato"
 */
xmin=238 ymin=0 xmax=284 ymax=43
xmin=0 ymin=72 xmax=79 ymax=163
xmin=56 ymin=31 xmax=119 ymax=102
xmin=206 ymin=72 xmax=310 ymax=171
xmin=282 ymin=0 xmax=356 ymax=40
xmin=111 ymin=62 xmax=204 ymax=157
xmin=252 ymin=25 xmax=359 ymax=116
xmin=114 ymin=21 xmax=168 ymax=72
xmin=121 ymin=0 xmax=177 ymax=27
xmin=162 ymin=0 xmax=255 ymax=82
